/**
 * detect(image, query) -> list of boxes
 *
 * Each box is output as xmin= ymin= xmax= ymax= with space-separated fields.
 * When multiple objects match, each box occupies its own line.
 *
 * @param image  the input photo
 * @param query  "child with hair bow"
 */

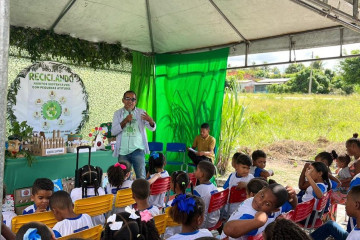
xmin=167 ymin=194 xmax=213 ymax=239
xmin=147 ymin=152 xmax=169 ymax=208
xmin=106 ymin=161 xmax=133 ymax=213
xmin=16 ymin=222 xmax=55 ymax=240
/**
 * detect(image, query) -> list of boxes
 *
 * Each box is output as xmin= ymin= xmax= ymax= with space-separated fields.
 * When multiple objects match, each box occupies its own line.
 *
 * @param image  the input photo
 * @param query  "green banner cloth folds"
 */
xmin=154 ymin=48 xmax=229 ymax=165
xmin=130 ymin=51 xmax=156 ymax=140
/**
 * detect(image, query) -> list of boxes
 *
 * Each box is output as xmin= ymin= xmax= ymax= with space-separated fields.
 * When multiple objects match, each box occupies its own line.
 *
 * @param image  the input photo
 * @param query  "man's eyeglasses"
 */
xmin=124 ymin=97 xmax=136 ymax=102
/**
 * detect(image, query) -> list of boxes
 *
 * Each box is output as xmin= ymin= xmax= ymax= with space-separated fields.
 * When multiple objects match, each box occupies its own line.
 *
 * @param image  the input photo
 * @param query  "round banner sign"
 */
xmin=7 ymin=61 xmax=89 ymax=138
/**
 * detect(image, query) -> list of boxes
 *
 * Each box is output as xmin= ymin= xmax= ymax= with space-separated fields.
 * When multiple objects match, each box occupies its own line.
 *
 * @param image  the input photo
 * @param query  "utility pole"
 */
xmin=308 ymin=52 xmax=314 ymax=94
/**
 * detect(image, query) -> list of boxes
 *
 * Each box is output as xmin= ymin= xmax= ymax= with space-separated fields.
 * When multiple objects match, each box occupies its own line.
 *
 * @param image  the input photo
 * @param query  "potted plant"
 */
xmin=6 ymin=121 xmax=35 ymax=166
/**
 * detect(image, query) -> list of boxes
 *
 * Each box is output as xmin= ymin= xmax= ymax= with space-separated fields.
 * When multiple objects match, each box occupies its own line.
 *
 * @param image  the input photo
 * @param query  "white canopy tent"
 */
xmin=2 ymin=0 xmax=360 ymax=208
xmin=8 ymin=0 xmax=360 ymax=58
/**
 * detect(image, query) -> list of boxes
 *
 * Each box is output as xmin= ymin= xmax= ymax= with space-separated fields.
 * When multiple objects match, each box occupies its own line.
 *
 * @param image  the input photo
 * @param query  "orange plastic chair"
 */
xmin=188 ymin=173 xmax=197 ymax=188
xmin=57 ymin=225 xmax=103 ymax=240
xmin=248 ymin=233 xmax=264 ymax=240
xmin=307 ymin=190 xmax=332 ymax=230
xmin=207 ymin=188 xmax=230 ymax=231
xmin=74 ymin=194 xmax=114 ymax=217
xmin=114 ymin=188 xmax=136 ymax=208
xmin=11 ymin=211 xmax=58 ymax=233
xmin=280 ymin=198 xmax=315 ymax=223
xmin=154 ymin=213 xmax=167 ymax=235
xmin=150 ymin=177 xmax=171 ymax=195
xmin=165 ymin=207 xmax=181 ymax=227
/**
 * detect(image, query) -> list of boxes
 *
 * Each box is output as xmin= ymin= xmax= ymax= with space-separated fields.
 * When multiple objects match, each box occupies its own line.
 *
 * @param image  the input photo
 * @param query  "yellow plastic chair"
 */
xmin=114 ymin=188 xmax=135 ymax=208
xmin=11 ymin=211 xmax=57 ymax=233
xmin=154 ymin=213 xmax=167 ymax=235
xmin=57 ymin=225 xmax=103 ymax=240
xmin=74 ymin=194 xmax=114 ymax=217
xmin=165 ymin=207 xmax=180 ymax=227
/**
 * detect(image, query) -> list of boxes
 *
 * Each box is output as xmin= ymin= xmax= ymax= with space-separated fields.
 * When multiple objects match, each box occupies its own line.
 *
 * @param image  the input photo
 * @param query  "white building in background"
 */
xmin=237 ymin=78 xmax=291 ymax=93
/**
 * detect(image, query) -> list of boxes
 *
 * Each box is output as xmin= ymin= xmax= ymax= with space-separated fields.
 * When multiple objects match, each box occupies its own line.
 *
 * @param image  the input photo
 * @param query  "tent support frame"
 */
xmin=145 ymin=0 xmax=155 ymax=53
xmin=0 ymin=0 xmax=9 ymax=228
xmin=50 ymin=0 xmax=77 ymax=31
xmin=208 ymin=0 xmax=249 ymax=43
xmin=290 ymin=0 xmax=360 ymax=33
xmin=227 ymin=53 xmax=360 ymax=70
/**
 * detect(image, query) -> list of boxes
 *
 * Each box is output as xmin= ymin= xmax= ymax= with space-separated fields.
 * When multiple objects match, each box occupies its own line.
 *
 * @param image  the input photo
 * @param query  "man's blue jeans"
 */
xmin=310 ymin=221 xmax=348 ymax=240
xmin=118 ymin=149 xmax=146 ymax=179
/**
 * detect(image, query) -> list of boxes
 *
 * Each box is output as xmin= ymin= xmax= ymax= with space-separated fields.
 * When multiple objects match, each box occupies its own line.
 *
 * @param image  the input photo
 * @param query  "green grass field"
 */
xmin=235 ymin=93 xmax=360 ymax=149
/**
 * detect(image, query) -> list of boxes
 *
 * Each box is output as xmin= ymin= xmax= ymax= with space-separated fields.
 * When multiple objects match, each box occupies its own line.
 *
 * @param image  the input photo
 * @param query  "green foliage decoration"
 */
xmin=10 ymin=26 xmax=132 ymax=69
xmin=9 ymin=121 xmax=34 ymax=141
xmin=217 ymin=82 xmax=247 ymax=173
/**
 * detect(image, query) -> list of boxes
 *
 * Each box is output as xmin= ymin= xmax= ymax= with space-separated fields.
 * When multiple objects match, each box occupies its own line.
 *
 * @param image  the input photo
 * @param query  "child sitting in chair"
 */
xmin=132 ymin=179 xmax=160 ymax=217
xmin=193 ymin=161 xmax=219 ymax=229
xmin=147 ymin=152 xmax=169 ymax=208
xmin=23 ymin=178 xmax=54 ymax=215
xmin=50 ymin=191 xmax=93 ymax=238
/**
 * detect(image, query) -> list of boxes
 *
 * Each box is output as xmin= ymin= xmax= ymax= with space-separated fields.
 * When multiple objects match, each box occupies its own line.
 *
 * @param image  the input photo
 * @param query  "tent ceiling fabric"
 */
xmin=9 ymin=0 xmax=360 ymax=55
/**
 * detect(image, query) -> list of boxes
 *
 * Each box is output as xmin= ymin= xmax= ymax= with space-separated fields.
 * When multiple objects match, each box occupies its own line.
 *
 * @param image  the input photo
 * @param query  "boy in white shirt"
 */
xmin=23 ymin=178 xmax=54 ymax=215
xmin=131 ymin=179 xmax=160 ymax=217
xmin=223 ymin=153 xmax=254 ymax=215
xmin=50 ymin=191 xmax=94 ymax=238
xmin=193 ymin=161 xmax=219 ymax=229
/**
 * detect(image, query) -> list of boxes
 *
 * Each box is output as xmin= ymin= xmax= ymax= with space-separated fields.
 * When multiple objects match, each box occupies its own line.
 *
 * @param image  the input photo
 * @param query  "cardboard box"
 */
xmin=14 ymin=187 xmax=33 ymax=215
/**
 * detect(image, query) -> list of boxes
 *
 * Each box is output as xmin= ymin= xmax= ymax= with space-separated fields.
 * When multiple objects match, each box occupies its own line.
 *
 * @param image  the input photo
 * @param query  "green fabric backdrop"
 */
xmin=154 ymin=48 xmax=229 ymax=166
xmin=130 ymin=51 xmax=156 ymax=140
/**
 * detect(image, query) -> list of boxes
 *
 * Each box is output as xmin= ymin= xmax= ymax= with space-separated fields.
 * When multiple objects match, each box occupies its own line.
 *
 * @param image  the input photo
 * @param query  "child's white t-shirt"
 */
xmin=338 ymin=167 xmax=352 ymax=180
xmin=194 ymin=183 xmax=219 ymax=229
xmin=347 ymin=227 xmax=360 ymax=240
xmin=166 ymin=229 xmax=213 ymax=240
xmin=350 ymin=173 xmax=360 ymax=190
xmin=52 ymin=213 xmax=94 ymax=238
xmin=250 ymin=166 xmax=265 ymax=178
xmin=223 ymin=172 xmax=254 ymax=215
xmin=223 ymin=172 xmax=254 ymax=189
xmin=105 ymin=179 xmax=133 ymax=194
xmin=148 ymin=170 xmax=169 ymax=208
xmin=2 ymin=211 xmax=17 ymax=228
xmin=22 ymin=204 xmax=50 ymax=215
xmin=301 ymin=183 xmax=326 ymax=203
xmin=140 ymin=205 xmax=160 ymax=217
xmin=220 ymin=197 xmax=291 ymax=240
xmin=70 ymin=187 xmax=106 ymax=226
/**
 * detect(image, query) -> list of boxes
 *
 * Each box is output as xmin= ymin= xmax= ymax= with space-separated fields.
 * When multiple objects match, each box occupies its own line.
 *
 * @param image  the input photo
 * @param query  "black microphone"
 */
xmin=128 ymin=111 xmax=132 ymax=126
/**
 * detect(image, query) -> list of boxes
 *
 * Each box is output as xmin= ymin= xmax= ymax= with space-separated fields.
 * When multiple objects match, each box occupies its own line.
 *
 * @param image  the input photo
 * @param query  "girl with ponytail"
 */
xmin=164 ymin=171 xmax=193 ymax=238
xmin=147 ymin=152 xmax=169 ymax=208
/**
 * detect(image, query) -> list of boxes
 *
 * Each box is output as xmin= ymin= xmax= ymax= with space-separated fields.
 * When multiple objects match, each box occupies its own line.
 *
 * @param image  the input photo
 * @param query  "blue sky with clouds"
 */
xmin=228 ymin=43 xmax=360 ymax=73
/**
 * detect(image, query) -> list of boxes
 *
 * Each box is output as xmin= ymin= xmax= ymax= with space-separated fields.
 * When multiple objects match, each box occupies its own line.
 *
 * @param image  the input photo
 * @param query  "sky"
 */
xmin=227 ymin=43 xmax=360 ymax=73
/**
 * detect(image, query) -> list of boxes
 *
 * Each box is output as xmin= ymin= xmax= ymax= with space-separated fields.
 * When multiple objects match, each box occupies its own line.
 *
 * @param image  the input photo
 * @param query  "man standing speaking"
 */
xmin=111 ymin=90 xmax=156 ymax=179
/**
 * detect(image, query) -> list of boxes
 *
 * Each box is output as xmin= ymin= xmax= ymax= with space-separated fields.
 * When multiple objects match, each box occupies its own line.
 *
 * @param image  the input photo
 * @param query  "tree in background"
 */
xmin=268 ymin=68 xmax=332 ymax=94
xmin=285 ymin=63 xmax=305 ymax=74
xmin=339 ymin=50 xmax=360 ymax=85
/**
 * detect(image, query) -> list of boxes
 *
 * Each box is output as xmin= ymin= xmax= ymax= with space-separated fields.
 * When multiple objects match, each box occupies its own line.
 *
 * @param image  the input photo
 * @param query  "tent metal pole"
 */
xmin=0 ymin=0 xmax=10 ymax=229
xmin=227 ymin=53 xmax=360 ymax=70
xmin=340 ymin=28 xmax=344 ymax=57
xmin=289 ymin=36 xmax=293 ymax=62
xmin=145 ymin=0 xmax=155 ymax=53
xmin=290 ymin=0 xmax=360 ymax=33
xmin=50 ymin=0 xmax=77 ymax=31
xmin=208 ymin=0 xmax=249 ymax=44
xmin=245 ymin=43 xmax=249 ymax=67
xmin=354 ymin=0 xmax=359 ymax=19
xmin=304 ymin=0 xmax=360 ymax=25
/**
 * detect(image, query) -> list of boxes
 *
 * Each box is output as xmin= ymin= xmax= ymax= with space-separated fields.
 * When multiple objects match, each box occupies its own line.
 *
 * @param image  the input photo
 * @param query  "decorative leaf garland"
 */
xmin=10 ymin=26 xmax=132 ymax=69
